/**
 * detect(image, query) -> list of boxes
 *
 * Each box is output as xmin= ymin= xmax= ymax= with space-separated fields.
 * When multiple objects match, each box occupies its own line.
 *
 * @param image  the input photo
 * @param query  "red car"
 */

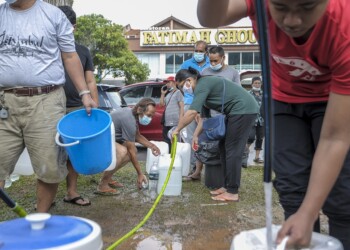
xmin=119 ymin=80 xmax=167 ymax=141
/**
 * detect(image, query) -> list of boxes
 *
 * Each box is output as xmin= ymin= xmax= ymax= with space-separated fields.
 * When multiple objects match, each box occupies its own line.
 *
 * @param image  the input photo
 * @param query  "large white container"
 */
xmin=157 ymin=153 xmax=182 ymax=196
xmin=231 ymin=225 xmax=343 ymax=250
xmin=176 ymin=142 xmax=191 ymax=176
xmin=146 ymin=141 xmax=169 ymax=174
xmin=13 ymin=147 xmax=34 ymax=176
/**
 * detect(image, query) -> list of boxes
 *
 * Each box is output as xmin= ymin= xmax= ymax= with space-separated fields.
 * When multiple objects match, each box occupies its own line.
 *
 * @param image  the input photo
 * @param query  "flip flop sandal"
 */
xmin=94 ymin=188 xmax=120 ymax=196
xmin=108 ymin=180 xmax=124 ymax=188
xmin=210 ymin=189 xmax=227 ymax=196
xmin=253 ymin=158 xmax=264 ymax=163
xmin=182 ymin=175 xmax=201 ymax=181
xmin=211 ymin=196 xmax=239 ymax=202
xmin=63 ymin=196 xmax=91 ymax=206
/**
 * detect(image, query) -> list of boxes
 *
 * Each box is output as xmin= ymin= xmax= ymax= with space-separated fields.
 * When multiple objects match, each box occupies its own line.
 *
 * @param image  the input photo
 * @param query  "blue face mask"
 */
xmin=5 ymin=0 xmax=17 ymax=3
xmin=193 ymin=52 xmax=205 ymax=63
xmin=182 ymin=81 xmax=193 ymax=94
xmin=139 ymin=115 xmax=152 ymax=126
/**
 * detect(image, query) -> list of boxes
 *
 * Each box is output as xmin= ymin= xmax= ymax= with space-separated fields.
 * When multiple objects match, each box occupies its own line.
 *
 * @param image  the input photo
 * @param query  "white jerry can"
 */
xmin=157 ymin=153 xmax=182 ymax=196
xmin=176 ymin=142 xmax=191 ymax=176
xmin=146 ymin=141 xmax=169 ymax=174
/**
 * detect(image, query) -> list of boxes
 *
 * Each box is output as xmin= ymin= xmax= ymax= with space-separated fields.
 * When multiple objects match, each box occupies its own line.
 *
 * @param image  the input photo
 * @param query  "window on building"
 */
xmin=228 ymin=51 xmax=261 ymax=71
xmin=166 ymin=53 xmax=192 ymax=73
xmin=135 ymin=53 xmax=160 ymax=78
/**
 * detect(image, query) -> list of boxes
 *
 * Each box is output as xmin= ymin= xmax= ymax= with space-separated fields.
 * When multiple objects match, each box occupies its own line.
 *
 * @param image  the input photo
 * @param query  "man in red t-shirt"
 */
xmin=197 ymin=0 xmax=350 ymax=248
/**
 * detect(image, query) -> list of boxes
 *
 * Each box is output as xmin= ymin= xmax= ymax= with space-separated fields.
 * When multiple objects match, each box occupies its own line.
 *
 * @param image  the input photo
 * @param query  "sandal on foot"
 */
xmin=63 ymin=196 xmax=91 ymax=206
xmin=210 ymin=188 xmax=227 ymax=196
xmin=211 ymin=196 xmax=239 ymax=202
xmin=94 ymin=188 xmax=120 ymax=196
xmin=182 ymin=175 xmax=200 ymax=181
xmin=108 ymin=180 xmax=124 ymax=188
xmin=253 ymin=158 xmax=264 ymax=164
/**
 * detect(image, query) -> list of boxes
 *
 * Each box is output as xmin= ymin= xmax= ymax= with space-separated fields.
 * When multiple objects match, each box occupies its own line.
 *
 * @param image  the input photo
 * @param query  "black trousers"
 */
xmin=273 ymin=100 xmax=350 ymax=249
xmin=247 ymin=124 xmax=264 ymax=150
xmin=220 ymin=114 xmax=256 ymax=194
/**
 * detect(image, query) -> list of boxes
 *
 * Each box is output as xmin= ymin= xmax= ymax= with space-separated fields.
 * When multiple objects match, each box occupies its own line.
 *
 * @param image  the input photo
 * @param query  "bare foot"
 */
xmin=210 ymin=187 xmax=227 ymax=195
xmin=211 ymin=192 xmax=239 ymax=202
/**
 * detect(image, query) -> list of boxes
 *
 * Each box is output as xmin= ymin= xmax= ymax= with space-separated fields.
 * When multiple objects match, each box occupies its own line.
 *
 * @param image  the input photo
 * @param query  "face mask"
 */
xmin=139 ymin=115 xmax=152 ymax=126
xmin=5 ymin=0 xmax=17 ymax=3
xmin=182 ymin=80 xmax=193 ymax=94
xmin=252 ymin=87 xmax=261 ymax=91
xmin=210 ymin=62 xmax=223 ymax=71
xmin=193 ymin=52 xmax=205 ymax=63
xmin=168 ymin=87 xmax=174 ymax=92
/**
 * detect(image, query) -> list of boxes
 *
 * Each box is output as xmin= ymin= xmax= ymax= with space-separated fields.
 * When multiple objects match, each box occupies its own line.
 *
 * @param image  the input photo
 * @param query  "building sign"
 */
xmin=140 ymin=28 xmax=257 ymax=47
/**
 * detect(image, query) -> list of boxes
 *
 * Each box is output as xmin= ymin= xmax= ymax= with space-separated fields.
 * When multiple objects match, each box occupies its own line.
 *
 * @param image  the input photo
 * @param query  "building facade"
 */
xmin=124 ymin=16 xmax=260 ymax=80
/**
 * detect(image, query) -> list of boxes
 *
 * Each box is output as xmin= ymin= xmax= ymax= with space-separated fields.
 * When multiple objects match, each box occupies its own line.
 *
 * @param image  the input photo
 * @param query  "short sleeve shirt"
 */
xmin=65 ymin=43 xmax=94 ymax=107
xmin=111 ymin=108 xmax=137 ymax=143
xmin=0 ymin=0 xmax=75 ymax=87
xmin=201 ymin=66 xmax=240 ymax=85
xmin=164 ymin=89 xmax=183 ymax=127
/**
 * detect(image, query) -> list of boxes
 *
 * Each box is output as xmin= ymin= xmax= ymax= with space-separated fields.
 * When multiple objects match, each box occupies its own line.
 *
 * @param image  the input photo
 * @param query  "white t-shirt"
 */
xmin=0 ymin=0 xmax=76 ymax=87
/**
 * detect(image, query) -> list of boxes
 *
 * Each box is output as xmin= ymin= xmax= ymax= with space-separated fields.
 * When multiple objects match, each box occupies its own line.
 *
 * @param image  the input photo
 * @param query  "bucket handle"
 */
xmin=55 ymin=133 xmax=80 ymax=147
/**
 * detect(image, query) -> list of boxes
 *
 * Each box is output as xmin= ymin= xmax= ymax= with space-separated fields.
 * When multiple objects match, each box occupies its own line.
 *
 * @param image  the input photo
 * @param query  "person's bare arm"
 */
xmin=277 ymin=92 xmax=350 ymax=248
xmin=85 ymin=70 xmax=98 ymax=105
xmin=172 ymin=109 xmax=198 ymax=140
xmin=136 ymin=130 xmax=161 ymax=156
xmin=124 ymin=140 xmax=147 ymax=189
xmin=62 ymin=52 xmax=97 ymax=113
xmin=197 ymin=0 xmax=248 ymax=27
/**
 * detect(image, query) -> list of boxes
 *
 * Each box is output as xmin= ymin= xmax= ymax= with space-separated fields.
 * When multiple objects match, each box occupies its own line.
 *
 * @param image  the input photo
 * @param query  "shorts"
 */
xmin=0 ymin=87 xmax=68 ymax=183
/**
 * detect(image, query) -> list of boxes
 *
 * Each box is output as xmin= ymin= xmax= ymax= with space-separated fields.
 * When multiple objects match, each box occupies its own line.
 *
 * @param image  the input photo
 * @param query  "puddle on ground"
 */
xmin=119 ymin=228 xmax=235 ymax=250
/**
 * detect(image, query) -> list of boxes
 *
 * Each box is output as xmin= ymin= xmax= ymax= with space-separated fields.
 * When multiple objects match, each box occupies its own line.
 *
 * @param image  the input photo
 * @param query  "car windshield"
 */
xmin=106 ymin=91 xmax=125 ymax=109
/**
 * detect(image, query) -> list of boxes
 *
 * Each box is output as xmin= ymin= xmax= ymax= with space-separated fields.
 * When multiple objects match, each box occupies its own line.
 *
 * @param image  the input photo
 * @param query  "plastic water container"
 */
xmin=146 ymin=141 xmax=169 ymax=174
xmin=55 ymin=109 xmax=116 ymax=175
xmin=157 ymin=153 xmax=182 ymax=196
xmin=13 ymin=147 xmax=34 ymax=176
xmin=231 ymin=225 xmax=343 ymax=250
xmin=176 ymin=142 xmax=191 ymax=176
xmin=0 ymin=214 xmax=103 ymax=250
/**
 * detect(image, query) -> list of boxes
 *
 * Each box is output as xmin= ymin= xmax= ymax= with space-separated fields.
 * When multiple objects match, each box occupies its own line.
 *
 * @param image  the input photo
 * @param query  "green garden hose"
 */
xmin=106 ymin=135 xmax=178 ymax=250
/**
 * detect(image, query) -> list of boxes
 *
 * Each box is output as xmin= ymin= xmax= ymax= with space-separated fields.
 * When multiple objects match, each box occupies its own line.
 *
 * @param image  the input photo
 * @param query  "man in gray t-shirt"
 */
xmin=0 ymin=0 xmax=96 ymax=213
xmin=96 ymin=98 xmax=161 ymax=195
xmin=201 ymin=46 xmax=240 ymax=85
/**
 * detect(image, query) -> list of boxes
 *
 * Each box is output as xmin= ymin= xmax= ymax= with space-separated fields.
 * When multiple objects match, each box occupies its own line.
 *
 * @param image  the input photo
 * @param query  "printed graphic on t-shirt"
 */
xmin=272 ymin=54 xmax=323 ymax=81
xmin=0 ymin=31 xmax=45 ymax=57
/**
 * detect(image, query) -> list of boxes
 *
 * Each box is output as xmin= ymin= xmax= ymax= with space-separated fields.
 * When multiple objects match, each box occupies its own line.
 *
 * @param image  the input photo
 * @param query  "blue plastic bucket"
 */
xmin=56 ymin=108 xmax=112 ymax=175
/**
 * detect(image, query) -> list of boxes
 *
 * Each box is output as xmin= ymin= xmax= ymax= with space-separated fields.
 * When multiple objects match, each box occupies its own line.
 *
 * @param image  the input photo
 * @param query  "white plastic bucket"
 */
xmin=176 ymin=142 xmax=191 ymax=176
xmin=157 ymin=153 xmax=182 ymax=196
xmin=231 ymin=225 xmax=343 ymax=250
xmin=13 ymin=147 xmax=34 ymax=176
xmin=146 ymin=141 xmax=169 ymax=174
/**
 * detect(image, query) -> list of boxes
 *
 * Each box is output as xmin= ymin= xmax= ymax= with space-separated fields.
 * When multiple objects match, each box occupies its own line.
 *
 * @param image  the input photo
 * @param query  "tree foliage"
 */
xmin=74 ymin=14 xmax=150 ymax=84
